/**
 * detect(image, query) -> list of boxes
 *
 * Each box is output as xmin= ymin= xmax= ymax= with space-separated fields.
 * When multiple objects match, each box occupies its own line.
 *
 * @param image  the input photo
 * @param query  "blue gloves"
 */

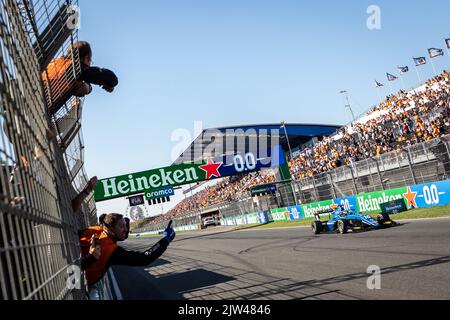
xmin=163 ymin=227 xmax=176 ymax=243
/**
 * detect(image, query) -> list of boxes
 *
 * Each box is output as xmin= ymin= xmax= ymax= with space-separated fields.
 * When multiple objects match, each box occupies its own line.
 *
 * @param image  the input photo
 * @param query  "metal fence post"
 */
xmin=372 ymin=157 xmax=385 ymax=190
xmin=328 ymin=172 xmax=337 ymax=199
xmin=442 ymin=139 xmax=450 ymax=179
xmin=348 ymin=164 xmax=360 ymax=195
xmin=405 ymin=148 xmax=418 ymax=185
xmin=311 ymin=177 xmax=319 ymax=202
xmin=290 ymin=181 xmax=299 ymax=206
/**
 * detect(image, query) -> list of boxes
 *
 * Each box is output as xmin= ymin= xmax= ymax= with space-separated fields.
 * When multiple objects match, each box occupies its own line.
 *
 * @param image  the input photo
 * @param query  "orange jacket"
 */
xmin=42 ymin=56 xmax=82 ymax=110
xmin=42 ymin=57 xmax=73 ymax=91
xmin=79 ymin=226 xmax=118 ymax=286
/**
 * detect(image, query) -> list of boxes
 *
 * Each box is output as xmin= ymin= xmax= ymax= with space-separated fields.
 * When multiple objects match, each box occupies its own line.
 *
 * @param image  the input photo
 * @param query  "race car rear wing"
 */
xmin=314 ymin=208 xmax=334 ymax=216
xmin=314 ymin=208 xmax=335 ymax=220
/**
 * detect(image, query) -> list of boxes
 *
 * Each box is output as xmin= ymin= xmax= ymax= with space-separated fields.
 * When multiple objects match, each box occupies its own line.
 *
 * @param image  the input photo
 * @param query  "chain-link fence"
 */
xmin=1 ymin=0 xmax=96 ymax=300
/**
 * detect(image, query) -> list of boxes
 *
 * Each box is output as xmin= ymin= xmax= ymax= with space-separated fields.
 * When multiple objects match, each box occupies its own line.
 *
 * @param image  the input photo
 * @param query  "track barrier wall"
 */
xmin=218 ymin=179 xmax=450 ymax=226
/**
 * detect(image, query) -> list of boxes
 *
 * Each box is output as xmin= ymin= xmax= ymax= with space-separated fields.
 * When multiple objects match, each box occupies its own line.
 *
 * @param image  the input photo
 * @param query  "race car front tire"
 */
xmin=337 ymin=220 xmax=347 ymax=234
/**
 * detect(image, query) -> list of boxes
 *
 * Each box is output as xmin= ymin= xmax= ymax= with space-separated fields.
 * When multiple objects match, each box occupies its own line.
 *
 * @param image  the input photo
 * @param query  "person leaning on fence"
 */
xmin=99 ymin=214 xmax=130 ymax=239
xmin=71 ymin=176 xmax=98 ymax=213
xmin=99 ymin=213 xmax=107 ymax=226
xmin=42 ymin=41 xmax=119 ymax=115
xmin=80 ymin=235 xmax=102 ymax=271
xmin=79 ymin=213 xmax=175 ymax=289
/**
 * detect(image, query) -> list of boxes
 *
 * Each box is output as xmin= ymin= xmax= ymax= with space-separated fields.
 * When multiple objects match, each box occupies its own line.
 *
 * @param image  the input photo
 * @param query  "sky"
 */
xmin=77 ymin=0 xmax=450 ymax=218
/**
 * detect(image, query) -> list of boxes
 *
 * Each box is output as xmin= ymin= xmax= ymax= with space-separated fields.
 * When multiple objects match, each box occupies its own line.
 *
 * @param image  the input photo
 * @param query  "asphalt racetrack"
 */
xmin=112 ymin=218 xmax=450 ymax=300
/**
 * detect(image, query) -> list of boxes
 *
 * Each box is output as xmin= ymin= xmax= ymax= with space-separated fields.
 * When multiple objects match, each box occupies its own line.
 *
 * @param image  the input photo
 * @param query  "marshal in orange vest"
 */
xmin=42 ymin=57 xmax=74 ymax=107
xmin=79 ymin=226 xmax=118 ymax=286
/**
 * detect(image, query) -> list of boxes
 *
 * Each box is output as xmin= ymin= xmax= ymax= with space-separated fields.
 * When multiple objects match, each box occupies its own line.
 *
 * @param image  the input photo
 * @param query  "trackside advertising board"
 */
xmin=288 ymin=206 xmax=303 ymax=221
xmin=270 ymin=208 xmax=290 ymax=221
xmin=355 ymin=187 xmax=407 ymax=213
xmin=302 ymin=200 xmax=333 ymax=219
xmin=94 ymin=146 xmax=285 ymax=202
xmin=410 ymin=180 xmax=450 ymax=208
xmin=219 ymin=179 xmax=450 ymax=227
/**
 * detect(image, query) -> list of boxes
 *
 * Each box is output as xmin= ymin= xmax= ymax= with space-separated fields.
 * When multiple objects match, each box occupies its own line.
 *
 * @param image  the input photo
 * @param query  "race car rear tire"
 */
xmin=337 ymin=220 xmax=347 ymax=234
xmin=312 ymin=221 xmax=323 ymax=235
xmin=377 ymin=212 xmax=391 ymax=224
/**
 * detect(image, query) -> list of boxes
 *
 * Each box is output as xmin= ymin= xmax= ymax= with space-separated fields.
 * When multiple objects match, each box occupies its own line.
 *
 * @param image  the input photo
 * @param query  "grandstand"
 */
xmin=291 ymin=71 xmax=450 ymax=203
xmin=2 ymin=0 xmax=449 ymax=303
xmin=135 ymin=71 xmax=450 ymax=233
xmin=173 ymin=123 xmax=341 ymax=165
xmin=135 ymin=123 xmax=344 ymax=231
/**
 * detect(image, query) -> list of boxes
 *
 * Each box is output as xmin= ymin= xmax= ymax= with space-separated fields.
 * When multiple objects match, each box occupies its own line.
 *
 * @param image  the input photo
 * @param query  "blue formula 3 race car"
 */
xmin=311 ymin=205 xmax=398 ymax=235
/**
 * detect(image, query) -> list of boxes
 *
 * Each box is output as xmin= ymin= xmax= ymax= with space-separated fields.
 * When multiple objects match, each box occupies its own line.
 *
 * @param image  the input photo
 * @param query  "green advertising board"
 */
xmin=94 ymin=162 xmax=207 ymax=202
xmin=302 ymin=200 xmax=334 ymax=220
xmin=270 ymin=208 xmax=289 ymax=221
xmin=356 ymin=187 xmax=407 ymax=213
xmin=246 ymin=212 xmax=259 ymax=224
xmin=94 ymin=148 xmax=284 ymax=202
xmin=380 ymin=199 xmax=408 ymax=215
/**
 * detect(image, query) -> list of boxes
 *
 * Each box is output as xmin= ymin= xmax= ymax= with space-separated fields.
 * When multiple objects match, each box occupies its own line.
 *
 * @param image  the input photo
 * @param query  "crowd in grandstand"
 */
xmin=289 ymin=70 xmax=450 ymax=180
xmin=143 ymin=70 xmax=450 ymax=227
xmin=148 ymin=170 xmax=276 ymax=226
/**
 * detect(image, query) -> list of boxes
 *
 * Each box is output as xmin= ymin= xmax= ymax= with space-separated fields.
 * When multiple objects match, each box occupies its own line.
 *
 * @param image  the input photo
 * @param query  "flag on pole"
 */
xmin=414 ymin=57 xmax=427 ymax=66
xmin=428 ymin=48 xmax=444 ymax=58
xmin=446 ymin=39 xmax=450 ymax=49
xmin=398 ymin=66 xmax=409 ymax=74
xmin=375 ymin=80 xmax=384 ymax=88
xmin=387 ymin=73 xmax=398 ymax=81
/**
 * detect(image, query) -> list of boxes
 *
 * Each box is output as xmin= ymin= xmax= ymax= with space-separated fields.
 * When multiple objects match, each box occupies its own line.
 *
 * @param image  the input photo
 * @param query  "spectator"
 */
xmin=79 ymin=214 xmax=175 ymax=293
xmin=42 ymin=41 xmax=118 ymax=115
xmin=289 ymin=70 xmax=450 ymax=180
xmin=72 ymin=176 xmax=98 ymax=213
xmin=139 ymin=70 xmax=450 ymax=230
xmin=80 ymin=235 xmax=101 ymax=271
xmin=141 ymin=170 xmax=277 ymax=228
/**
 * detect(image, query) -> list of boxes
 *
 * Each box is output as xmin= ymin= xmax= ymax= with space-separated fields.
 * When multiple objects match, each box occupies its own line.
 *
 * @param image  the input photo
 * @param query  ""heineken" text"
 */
xmin=101 ymin=168 xmax=199 ymax=198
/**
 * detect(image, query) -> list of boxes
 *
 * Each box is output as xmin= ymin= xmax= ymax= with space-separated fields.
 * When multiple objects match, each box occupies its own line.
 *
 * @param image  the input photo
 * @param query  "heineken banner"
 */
xmin=355 ymin=187 xmax=407 ymax=213
xmin=218 ymin=179 xmax=450 ymax=227
xmin=140 ymin=179 xmax=450 ymax=229
xmin=246 ymin=212 xmax=260 ymax=224
xmin=301 ymin=200 xmax=333 ymax=219
xmin=95 ymin=146 xmax=284 ymax=202
xmin=235 ymin=215 xmax=246 ymax=225
xmin=270 ymin=208 xmax=290 ymax=221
